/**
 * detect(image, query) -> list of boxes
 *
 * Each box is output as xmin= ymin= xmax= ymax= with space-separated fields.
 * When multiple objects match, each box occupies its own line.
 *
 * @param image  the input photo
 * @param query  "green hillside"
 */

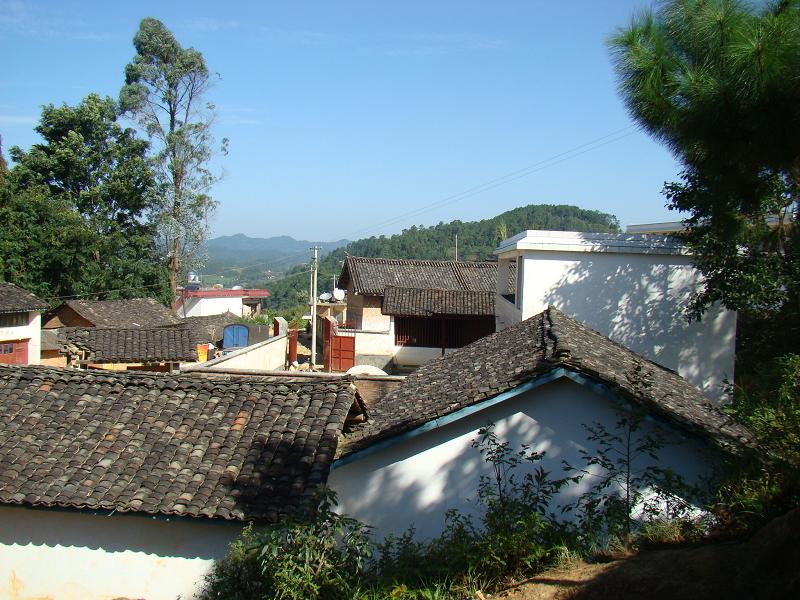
xmin=265 ymin=204 xmax=620 ymax=311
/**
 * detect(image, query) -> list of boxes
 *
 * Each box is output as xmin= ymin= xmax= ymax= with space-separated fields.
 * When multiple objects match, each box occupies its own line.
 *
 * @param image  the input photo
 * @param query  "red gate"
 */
xmin=323 ymin=318 xmax=355 ymax=372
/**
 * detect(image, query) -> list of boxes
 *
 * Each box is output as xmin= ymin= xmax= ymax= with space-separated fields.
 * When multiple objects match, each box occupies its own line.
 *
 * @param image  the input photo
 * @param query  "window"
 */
xmin=395 ymin=316 xmax=495 ymax=348
xmin=0 ymin=313 xmax=28 ymax=327
xmin=0 ymin=343 xmax=13 ymax=354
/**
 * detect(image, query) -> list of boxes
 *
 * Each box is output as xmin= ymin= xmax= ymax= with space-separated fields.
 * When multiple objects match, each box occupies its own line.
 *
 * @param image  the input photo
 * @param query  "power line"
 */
xmin=227 ymin=124 xmax=639 ymax=275
xmin=42 ymin=282 xmax=166 ymax=302
xmin=341 ymin=125 xmax=637 ymax=240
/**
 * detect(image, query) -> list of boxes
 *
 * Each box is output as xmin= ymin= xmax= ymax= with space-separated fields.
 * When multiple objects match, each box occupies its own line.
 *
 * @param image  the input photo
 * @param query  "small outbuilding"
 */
xmin=0 ymin=365 xmax=362 ymax=600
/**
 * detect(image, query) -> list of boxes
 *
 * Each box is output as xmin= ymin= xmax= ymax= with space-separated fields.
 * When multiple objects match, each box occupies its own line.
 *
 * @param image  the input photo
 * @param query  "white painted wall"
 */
xmin=0 ymin=312 xmax=41 ymax=365
xmin=329 ymin=377 xmax=719 ymax=541
xmin=0 ymin=505 xmax=242 ymax=600
xmin=495 ymin=231 xmax=736 ymax=401
xmin=185 ymin=334 xmax=288 ymax=371
xmin=180 ymin=296 xmax=245 ymax=318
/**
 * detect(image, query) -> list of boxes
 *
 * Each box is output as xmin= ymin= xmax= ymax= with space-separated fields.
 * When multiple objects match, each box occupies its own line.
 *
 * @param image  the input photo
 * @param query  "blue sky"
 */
xmin=0 ymin=0 xmax=683 ymax=241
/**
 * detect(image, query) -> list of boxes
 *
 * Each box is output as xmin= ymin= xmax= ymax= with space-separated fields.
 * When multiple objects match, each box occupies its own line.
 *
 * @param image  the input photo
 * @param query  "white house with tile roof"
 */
xmin=494 ymin=230 xmax=736 ymax=401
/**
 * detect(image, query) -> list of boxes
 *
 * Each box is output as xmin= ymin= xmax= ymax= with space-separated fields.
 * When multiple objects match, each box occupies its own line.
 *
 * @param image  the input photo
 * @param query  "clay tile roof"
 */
xmin=382 ymin=287 xmax=495 ymax=317
xmin=61 ymin=298 xmax=181 ymax=328
xmin=0 ymin=282 xmax=47 ymax=314
xmin=59 ymin=327 xmax=199 ymax=363
xmin=340 ymin=307 xmax=756 ymax=457
xmin=0 ymin=365 xmax=359 ymax=522
xmin=339 ymin=257 xmax=497 ymax=296
xmin=159 ymin=312 xmax=239 ymax=344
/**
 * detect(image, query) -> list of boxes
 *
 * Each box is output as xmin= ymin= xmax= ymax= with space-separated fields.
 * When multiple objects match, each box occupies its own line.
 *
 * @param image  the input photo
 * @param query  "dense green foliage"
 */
xmin=610 ymin=0 xmax=800 ymax=325
xmin=611 ymin=1 xmax=800 ymax=529
xmin=121 ymin=17 xmax=223 ymax=294
xmin=265 ymin=204 xmax=621 ymax=311
xmin=1 ymin=94 xmax=169 ymax=302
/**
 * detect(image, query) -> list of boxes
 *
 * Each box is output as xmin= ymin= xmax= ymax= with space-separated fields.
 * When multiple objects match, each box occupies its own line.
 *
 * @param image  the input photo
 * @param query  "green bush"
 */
xmin=200 ymin=490 xmax=372 ymax=600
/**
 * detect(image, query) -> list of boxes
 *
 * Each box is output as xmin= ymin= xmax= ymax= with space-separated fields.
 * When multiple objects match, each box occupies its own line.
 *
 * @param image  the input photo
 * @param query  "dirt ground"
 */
xmin=495 ymin=507 xmax=799 ymax=600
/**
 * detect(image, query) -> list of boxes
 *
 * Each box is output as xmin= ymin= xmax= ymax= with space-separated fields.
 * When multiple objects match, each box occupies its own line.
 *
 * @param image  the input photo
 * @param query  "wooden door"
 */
xmin=330 ymin=334 xmax=355 ymax=372
xmin=0 ymin=339 xmax=28 ymax=365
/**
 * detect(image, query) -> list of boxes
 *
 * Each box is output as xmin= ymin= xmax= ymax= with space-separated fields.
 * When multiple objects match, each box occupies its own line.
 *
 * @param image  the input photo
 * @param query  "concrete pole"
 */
xmin=310 ymin=245 xmax=320 ymax=369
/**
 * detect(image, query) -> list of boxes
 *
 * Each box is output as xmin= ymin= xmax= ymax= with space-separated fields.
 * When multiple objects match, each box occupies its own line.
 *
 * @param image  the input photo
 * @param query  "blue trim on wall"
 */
xmin=333 ymin=367 xmax=610 ymax=470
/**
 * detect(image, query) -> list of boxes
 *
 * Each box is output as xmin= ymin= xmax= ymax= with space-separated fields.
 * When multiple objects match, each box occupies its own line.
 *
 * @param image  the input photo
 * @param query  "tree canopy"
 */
xmin=121 ymin=17 xmax=223 ymax=296
xmin=1 ymin=94 xmax=169 ymax=302
xmin=609 ymin=0 xmax=800 ymax=321
xmin=264 ymin=204 xmax=621 ymax=310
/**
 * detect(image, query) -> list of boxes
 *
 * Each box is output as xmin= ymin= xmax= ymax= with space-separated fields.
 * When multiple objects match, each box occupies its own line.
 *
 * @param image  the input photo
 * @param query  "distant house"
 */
xmin=0 ymin=282 xmax=47 ymax=365
xmin=494 ymin=230 xmax=737 ymax=401
xmin=336 ymin=257 xmax=497 ymax=371
xmin=174 ymin=287 xmax=271 ymax=318
xmin=329 ymin=307 xmax=754 ymax=540
xmin=43 ymin=298 xmax=181 ymax=329
xmin=0 ymin=365 xmax=362 ymax=600
xmin=58 ymin=327 xmax=199 ymax=372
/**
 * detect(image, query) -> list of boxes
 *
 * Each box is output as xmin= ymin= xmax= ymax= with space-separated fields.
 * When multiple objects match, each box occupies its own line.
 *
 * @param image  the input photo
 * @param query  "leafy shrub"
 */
xmin=200 ymin=490 xmax=372 ymax=600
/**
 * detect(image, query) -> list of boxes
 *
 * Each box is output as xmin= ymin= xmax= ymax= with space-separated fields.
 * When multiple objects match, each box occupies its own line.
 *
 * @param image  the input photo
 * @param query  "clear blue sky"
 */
xmin=1 ymin=0 xmax=683 ymax=241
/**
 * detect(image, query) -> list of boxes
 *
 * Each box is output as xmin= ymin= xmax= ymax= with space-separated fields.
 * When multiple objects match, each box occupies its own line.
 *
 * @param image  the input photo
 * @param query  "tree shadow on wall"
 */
xmin=542 ymin=257 xmax=731 ymax=397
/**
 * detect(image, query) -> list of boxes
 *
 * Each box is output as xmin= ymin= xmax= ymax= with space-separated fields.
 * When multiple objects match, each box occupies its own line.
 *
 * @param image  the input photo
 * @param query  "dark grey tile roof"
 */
xmin=0 ymin=282 xmax=47 ymax=314
xmin=339 ymin=257 xmax=497 ymax=296
xmin=0 ymin=365 xmax=358 ymax=522
xmin=340 ymin=307 xmax=756 ymax=457
xmin=61 ymin=298 xmax=181 ymax=328
xmin=160 ymin=312 xmax=239 ymax=344
xmin=59 ymin=327 xmax=199 ymax=363
xmin=382 ymin=287 xmax=495 ymax=317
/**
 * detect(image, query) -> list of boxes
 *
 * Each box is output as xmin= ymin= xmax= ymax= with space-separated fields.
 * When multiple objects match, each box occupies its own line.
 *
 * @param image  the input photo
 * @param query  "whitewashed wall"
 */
xmin=495 ymin=232 xmax=736 ymax=401
xmin=0 ymin=505 xmax=242 ymax=600
xmin=185 ymin=334 xmax=288 ymax=372
xmin=179 ymin=296 xmax=245 ymax=318
xmin=0 ymin=312 xmax=41 ymax=365
xmin=329 ymin=377 xmax=719 ymax=541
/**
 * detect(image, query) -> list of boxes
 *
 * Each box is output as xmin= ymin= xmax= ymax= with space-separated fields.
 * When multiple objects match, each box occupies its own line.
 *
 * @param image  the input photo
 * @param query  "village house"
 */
xmin=0 ymin=365 xmax=363 ymax=600
xmin=0 ymin=282 xmax=47 ymax=365
xmin=494 ymin=230 xmax=737 ymax=401
xmin=43 ymin=297 xmax=182 ymax=329
xmin=174 ymin=286 xmax=271 ymax=318
xmin=335 ymin=256 xmax=498 ymax=371
xmin=329 ymin=307 xmax=754 ymax=539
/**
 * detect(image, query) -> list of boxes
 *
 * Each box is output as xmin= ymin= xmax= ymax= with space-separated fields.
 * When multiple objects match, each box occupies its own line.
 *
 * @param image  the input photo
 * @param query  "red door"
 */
xmin=330 ymin=334 xmax=355 ymax=372
xmin=0 ymin=339 xmax=29 ymax=365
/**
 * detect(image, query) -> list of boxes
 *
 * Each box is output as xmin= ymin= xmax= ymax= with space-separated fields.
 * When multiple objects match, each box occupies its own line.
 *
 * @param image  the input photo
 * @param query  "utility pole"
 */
xmin=455 ymin=233 xmax=458 ymax=262
xmin=310 ymin=246 xmax=320 ymax=369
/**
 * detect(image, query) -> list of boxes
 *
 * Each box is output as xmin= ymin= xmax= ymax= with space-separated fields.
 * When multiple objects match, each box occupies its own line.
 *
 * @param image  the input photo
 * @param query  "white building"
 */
xmin=0 ymin=282 xmax=47 ymax=365
xmin=494 ymin=230 xmax=736 ymax=401
xmin=174 ymin=287 xmax=271 ymax=318
xmin=329 ymin=307 xmax=753 ymax=540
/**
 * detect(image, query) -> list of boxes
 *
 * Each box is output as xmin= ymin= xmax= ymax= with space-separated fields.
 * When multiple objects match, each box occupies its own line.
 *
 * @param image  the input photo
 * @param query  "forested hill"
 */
xmin=265 ymin=204 xmax=620 ymax=310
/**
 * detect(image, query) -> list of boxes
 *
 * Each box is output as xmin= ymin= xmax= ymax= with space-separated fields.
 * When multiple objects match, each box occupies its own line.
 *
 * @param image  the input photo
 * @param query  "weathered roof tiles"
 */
xmin=58 ymin=298 xmax=181 ymax=328
xmin=0 ymin=282 xmax=48 ymax=314
xmin=59 ymin=327 xmax=199 ymax=363
xmin=339 ymin=256 xmax=497 ymax=296
xmin=340 ymin=307 xmax=756 ymax=457
xmin=0 ymin=365 xmax=360 ymax=522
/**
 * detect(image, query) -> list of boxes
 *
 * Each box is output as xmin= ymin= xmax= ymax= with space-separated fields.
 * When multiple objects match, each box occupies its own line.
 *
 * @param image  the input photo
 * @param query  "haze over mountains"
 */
xmin=205 ymin=234 xmax=349 ymax=274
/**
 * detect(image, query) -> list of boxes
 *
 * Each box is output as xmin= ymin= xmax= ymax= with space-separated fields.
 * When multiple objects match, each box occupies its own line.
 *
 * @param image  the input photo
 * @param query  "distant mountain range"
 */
xmin=204 ymin=234 xmax=349 ymax=274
